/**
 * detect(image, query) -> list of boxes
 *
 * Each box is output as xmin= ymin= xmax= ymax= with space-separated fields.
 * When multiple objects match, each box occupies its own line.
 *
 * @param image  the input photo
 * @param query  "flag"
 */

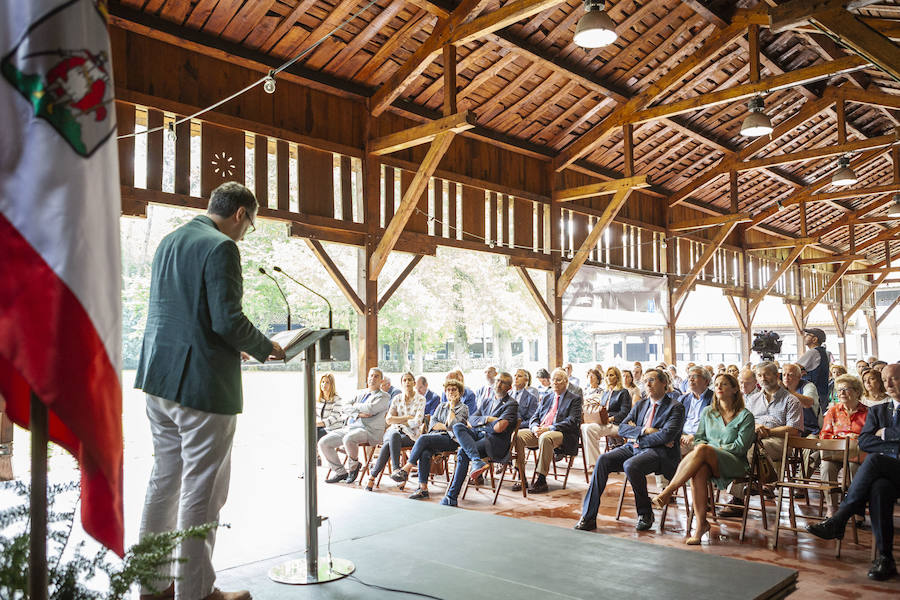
xmin=0 ymin=0 xmax=123 ymax=556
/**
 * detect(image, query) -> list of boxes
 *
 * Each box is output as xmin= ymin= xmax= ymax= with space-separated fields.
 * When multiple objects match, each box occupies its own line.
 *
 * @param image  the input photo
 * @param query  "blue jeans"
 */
xmin=445 ymin=423 xmax=490 ymax=502
xmin=581 ymin=444 xmax=663 ymax=521
xmin=835 ymin=453 xmax=900 ymax=557
xmin=407 ymin=433 xmax=458 ymax=484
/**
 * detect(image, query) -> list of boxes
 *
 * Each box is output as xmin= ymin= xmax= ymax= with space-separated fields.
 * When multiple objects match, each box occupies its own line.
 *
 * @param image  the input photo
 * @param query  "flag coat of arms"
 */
xmin=0 ymin=0 xmax=123 ymax=556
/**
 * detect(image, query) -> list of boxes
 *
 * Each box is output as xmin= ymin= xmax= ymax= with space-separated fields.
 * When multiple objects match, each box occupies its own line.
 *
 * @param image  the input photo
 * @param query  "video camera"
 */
xmin=751 ymin=330 xmax=782 ymax=361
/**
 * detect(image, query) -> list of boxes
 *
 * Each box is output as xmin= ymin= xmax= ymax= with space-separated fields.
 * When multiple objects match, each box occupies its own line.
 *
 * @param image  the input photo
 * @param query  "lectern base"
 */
xmin=267 ymin=556 xmax=355 ymax=585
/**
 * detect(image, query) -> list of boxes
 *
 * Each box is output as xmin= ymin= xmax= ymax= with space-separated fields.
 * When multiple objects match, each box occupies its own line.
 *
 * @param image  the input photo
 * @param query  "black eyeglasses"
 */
xmin=244 ymin=209 xmax=256 ymax=234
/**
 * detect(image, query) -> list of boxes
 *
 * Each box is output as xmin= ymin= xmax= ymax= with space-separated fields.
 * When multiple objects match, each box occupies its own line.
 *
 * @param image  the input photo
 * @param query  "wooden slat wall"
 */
xmin=515 ymin=198 xmax=533 ymax=251
xmin=200 ymin=122 xmax=245 ymax=198
xmin=448 ymin=182 xmax=458 ymax=239
xmin=174 ymin=115 xmax=191 ymax=196
xmin=433 ymin=179 xmax=444 ymax=237
xmin=254 ymin=135 xmax=269 ymax=208
xmin=298 ymin=147 xmax=334 ymax=217
xmin=277 ymin=140 xmax=290 ymax=212
xmin=401 ymin=169 xmax=428 ymax=234
xmin=383 ymin=166 xmax=395 ymax=225
xmin=116 ymin=103 xmax=134 ymax=188
xmin=147 ymin=109 xmax=164 ymax=192
xmin=572 ymin=211 xmax=589 ymax=257
xmin=462 ymin=185 xmax=484 ymax=243
xmin=500 ymin=194 xmax=510 ymax=248
xmin=609 ymin=222 xmax=624 ymax=267
xmin=488 ymin=192 xmax=498 ymax=246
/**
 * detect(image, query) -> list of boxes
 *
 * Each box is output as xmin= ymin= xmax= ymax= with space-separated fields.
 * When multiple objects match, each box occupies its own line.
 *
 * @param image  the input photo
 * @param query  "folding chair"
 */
xmin=374 ymin=416 xmax=430 ymax=488
xmin=462 ymin=419 xmax=526 ymax=504
xmin=706 ymin=436 xmax=769 ymax=542
xmin=772 ymin=434 xmax=857 ymax=557
xmin=616 ymin=474 xmax=690 ymax=533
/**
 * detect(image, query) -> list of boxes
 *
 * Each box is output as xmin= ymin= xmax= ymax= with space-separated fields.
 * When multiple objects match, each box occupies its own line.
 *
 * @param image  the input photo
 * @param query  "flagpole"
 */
xmin=30 ymin=392 xmax=48 ymax=600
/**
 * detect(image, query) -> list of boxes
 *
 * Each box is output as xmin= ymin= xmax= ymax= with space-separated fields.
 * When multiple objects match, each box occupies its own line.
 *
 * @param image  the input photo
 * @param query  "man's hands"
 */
xmin=486 ymin=416 xmax=499 ymax=423
xmin=432 ymin=422 xmax=447 ymax=431
xmin=240 ymin=351 xmax=251 ymax=362
xmin=268 ymin=341 xmax=286 ymax=361
xmin=643 ymin=426 xmax=659 ymax=435
xmin=755 ymin=424 xmax=771 ymax=439
xmin=681 ymin=433 xmax=694 ymax=445
xmin=532 ymin=426 xmax=550 ymax=436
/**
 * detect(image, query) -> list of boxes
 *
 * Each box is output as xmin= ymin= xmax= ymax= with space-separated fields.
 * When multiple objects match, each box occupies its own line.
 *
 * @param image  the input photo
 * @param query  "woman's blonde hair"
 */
xmin=605 ymin=366 xmax=623 ymax=391
xmin=838 ymin=374 xmax=865 ymax=398
xmin=317 ymin=373 xmax=336 ymax=402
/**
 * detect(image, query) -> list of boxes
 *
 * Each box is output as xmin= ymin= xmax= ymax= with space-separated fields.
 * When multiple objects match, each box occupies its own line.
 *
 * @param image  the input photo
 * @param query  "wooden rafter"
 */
xmin=846 ymin=266 xmax=900 ymax=276
xmin=844 ymin=271 xmax=890 ymax=323
xmin=734 ymin=132 xmax=898 ymax=173
xmin=804 ymin=260 xmax=854 ymax=315
xmin=557 ymin=188 xmax=634 ymax=296
xmin=672 ymin=221 xmax=740 ymax=306
xmin=749 ymin=244 xmax=809 ymax=316
xmin=813 ymin=9 xmax=900 ymax=82
xmin=747 ymin=236 xmax=818 ymax=251
xmin=369 ymin=110 xmax=475 ymax=155
xmin=552 ymin=175 xmax=650 ymax=202
xmin=305 ymin=239 xmax=365 ymax=315
xmin=798 ymin=254 xmax=865 ymax=265
xmin=667 ymin=213 xmax=751 ymax=232
xmin=876 ymin=293 xmax=900 ymax=326
xmin=515 ymin=266 xmax=553 ymax=322
xmin=369 ymin=131 xmax=456 ymax=280
xmin=377 ymin=254 xmax=424 ymax=310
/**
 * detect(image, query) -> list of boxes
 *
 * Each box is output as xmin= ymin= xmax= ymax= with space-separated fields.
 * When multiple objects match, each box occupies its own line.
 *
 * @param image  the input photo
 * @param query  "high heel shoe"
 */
xmin=686 ymin=522 xmax=711 ymax=545
xmin=364 ymin=478 xmax=375 ymax=492
xmin=650 ymin=494 xmax=668 ymax=510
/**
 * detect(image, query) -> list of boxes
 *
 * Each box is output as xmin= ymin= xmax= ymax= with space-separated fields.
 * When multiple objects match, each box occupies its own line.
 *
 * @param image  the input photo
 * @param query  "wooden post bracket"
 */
xmin=305 ymin=238 xmax=366 ymax=315
xmin=377 ymin=254 xmax=424 ymax=310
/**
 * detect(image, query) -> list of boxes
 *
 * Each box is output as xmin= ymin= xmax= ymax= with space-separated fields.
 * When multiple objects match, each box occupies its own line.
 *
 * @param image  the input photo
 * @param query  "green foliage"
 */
xmin=565 ymin=322 xmax=593 ymax=363
xmin=0 ymin=480 xmax=217 ymax=600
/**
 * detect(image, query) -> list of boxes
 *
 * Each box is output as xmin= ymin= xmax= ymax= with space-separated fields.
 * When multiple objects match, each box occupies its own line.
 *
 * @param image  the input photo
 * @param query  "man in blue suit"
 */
xmin=512 ymin=368 xmax=540 ymax=428
xmin=575 ymin=368 xmax=685 ymax=532
xmin=678 ymin=366 xmax=713 ymax=456
xmin=441 ymin=372 xmax=519 ymax=506
xmin=441 ymin=369 xmax=478 ymax=414
xmin=417 ymin=376 xmax=440 ymax=416
xmin=808 ymin=363 xmax=900 ymax=581
xmin=514 ymin=368 xmax=583 ymax=494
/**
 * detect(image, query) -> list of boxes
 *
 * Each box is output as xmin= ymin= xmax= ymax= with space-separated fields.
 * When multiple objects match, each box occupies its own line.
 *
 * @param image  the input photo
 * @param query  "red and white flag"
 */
xmin=0 ymin=0 xmax=123 ymax=556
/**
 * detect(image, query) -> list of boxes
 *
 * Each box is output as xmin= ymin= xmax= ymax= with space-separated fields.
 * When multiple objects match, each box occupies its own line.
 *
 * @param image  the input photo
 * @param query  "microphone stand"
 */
xmin=258 ymin=267 xmax=292 ymax=330
xmin=274 ymin=266 xmax=333 ymax=329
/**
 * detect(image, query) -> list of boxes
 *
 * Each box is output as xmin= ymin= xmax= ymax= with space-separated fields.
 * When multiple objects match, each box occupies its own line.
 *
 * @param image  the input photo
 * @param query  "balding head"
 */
xmin=882 ymin=363 xmax=900 ymax=401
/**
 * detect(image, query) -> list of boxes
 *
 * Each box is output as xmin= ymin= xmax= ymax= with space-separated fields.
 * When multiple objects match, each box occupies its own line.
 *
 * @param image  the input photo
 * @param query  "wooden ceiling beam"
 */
xmin=354 ymin=9 xmax=435 ymax=81
xmin=735 ymin=132 xmax=898 ymax=173
xmin=803 ymin=182 xmax=900 ymax=204
xmin=749 ymin=243 xmax=809 ymax=315
xmin=369 ymin=110 xmax=475 ymax=155
xmin=672 ymin=221 xmax=741 ymax=306
xmin=552 ymin=175 xmax=651 ymax=202
xmin=667 ymin=213 xmax=752 ymax=232
xmin=840 ymin=87 xmax=900 ymax=112
xmin=812 ymin=9 xmax=900 ymax=82
xmin=798 ymin=254 xmax=866 ymax=265
xmin=803 ymin=260 xmax=854 ymax=315
xmin=747 ymin=236 xmax=819 ymax=251
xmin=844 ymin=271 xmax=890 ymax=323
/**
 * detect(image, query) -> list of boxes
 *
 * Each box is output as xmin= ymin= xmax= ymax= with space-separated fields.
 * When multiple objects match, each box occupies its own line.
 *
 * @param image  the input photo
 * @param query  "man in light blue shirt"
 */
xmin=677 ymin=366 xmax=713 ymax=456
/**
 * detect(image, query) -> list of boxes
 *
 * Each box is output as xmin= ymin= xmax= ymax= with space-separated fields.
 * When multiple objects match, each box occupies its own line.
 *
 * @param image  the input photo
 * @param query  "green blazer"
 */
xmin=135 ymin=215 xmax=272 ymax=414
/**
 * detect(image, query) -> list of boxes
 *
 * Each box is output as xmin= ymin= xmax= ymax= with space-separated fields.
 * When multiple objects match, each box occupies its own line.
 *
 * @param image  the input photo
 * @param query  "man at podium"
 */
xmin=134 ymin=182 xmax=285 ymax=600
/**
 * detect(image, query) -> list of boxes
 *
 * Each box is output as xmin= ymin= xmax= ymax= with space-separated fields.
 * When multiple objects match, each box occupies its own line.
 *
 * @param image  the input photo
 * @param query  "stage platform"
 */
xmin=214 ymin=485 xmax=797 ymax=599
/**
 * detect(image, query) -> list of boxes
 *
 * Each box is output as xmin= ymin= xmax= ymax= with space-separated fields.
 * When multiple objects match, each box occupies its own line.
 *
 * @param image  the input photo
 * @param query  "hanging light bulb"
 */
xmin=166 ymin=122 xmax=177 ymax=143
xmin=263 ymin=70 xmax=277 ymax=94
xmin=887 ymin=193 xmax=900 ymax=218
xmin=740 ymin=96 xmax=773 ymax=137
xmin=574 ymin=0 xmax=618 ymax=48
xmin=831 ymin=156 xmax=858 ymax=186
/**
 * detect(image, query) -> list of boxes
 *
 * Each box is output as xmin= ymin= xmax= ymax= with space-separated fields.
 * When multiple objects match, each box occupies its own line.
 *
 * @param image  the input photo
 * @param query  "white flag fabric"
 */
xmin=0 ymin=0 xmax=123 ymax=556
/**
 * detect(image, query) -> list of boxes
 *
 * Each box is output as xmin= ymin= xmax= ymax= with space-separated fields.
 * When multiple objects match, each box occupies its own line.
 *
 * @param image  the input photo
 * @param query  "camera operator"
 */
xmin=797 ymin=328 xmax=831 ymax=412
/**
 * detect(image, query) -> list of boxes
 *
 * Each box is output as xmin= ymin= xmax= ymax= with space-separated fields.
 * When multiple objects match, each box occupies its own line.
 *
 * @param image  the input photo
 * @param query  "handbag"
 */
xmin=583 ymin=392 xmax=609 ymax=425
xmin=821 ymin=439 xmax=861 ymax=463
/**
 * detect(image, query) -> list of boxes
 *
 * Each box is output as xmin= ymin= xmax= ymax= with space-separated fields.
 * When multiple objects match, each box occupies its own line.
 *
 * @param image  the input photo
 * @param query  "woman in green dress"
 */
xmin=650 ymin=373 xmax=755 ymax=545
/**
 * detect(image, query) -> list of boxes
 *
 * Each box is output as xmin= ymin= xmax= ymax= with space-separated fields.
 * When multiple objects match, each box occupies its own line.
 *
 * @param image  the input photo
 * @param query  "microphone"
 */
xmin=273 ymin=266 xmax=333 ymax=329
xmin=258 ymin=267 xmax=291 ymax=331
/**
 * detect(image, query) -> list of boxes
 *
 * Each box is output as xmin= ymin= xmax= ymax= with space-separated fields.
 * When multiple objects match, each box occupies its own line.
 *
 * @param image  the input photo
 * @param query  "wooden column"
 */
xmin=835 ymin=279 xmax=848 ymax=367
xmin=358 ymin=152 xmax=380 ymax=387
xmin=865 ymin=311 xmax=879 ymax=358
xmin=663 ymin=279 xmax=678 ymax=366
xmin=548 ymin=170 xmax=563 ymax=367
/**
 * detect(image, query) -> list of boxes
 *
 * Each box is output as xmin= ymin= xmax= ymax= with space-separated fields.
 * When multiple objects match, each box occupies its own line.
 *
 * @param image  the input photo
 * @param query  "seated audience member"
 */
xmin=819 ymin=374 xmax=868 ymax=515
xmin=566 ymin=363 xmax=580 ymax=387
xmin=828 ymin=365 xmax=848 ymax=406
xmin=680 ymin=362 xmax=696 ymax=393
xmin=678 ymin=366 xmax=714 ymax=456
xmin=718 ymin=361 xmax=802 ymax=516
xmin=581 ymin=366 xmax=632 ymax=466
xmin=872 ymin=360 xmax=888 ymax=373
xmin=380 ymin=376 xmax=401 ymax=398
xmin=535 ymin=368 xmax=552 ymax=396
xmin=633 ymin=362 xmax=645 ymax=395
xmin=575 ymin=368 xmax=685 ymax=532
xmin=862 ymin=368 xmax=890 ymax=407
xmin=726 ymin=364 xmax=740 ymax=378
xmin=514 ymin=368 xmax=583 ymax=494
xmin=440 ymin=372 xmax=518 ymax=507
xmin=366 ymin=372 xmax=426 ymax=491
xmin=594 ymin=365 xmax=605 ymax=387
xmin=808 ymin=363 xmax=900 ymax=581
xmin=316 ymin=373 xmax=348 ymax=441
xmin=512 ymin=368 xmax=540 ymax=428
xmin=583 ymin=368 xmax=603 ymax=397
xmin=738 ymin=367 xmax=757 ymax=397
xmin=668 ymin=366 xmax=683 ymax=392
xmin=623 ymin=369 xmax=642 ymax=404
xmin=393 ymin=379 xmax=469 ymax=499
xmin=782 ymin=363 xmax=821 ymax=437
xmin=417 ymin=376 xmax=441 ymax=416
xmin=651 ymin=373 xmax=754 ymax=544
xmin=475 ymin=366 xmax=498 ymax=412
xmin=320 ymin=368 xmax=391 ymax=484
xmin=856 ymin=359 xmax=871 ymax=375
xmin=441 ymin=370 xmax=477 ymax=414
xmin=716 ymin=363 xmax=727 ymax=375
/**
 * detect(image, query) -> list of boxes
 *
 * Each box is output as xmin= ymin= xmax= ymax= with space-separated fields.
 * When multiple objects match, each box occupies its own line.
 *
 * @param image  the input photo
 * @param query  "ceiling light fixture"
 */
xmin=740 ymin=96 xmax=773 ymax=137
xmin=831 ymin=156 xmax=858 ymax=186
xmin=574 ymin=0 xmax=618 ymax=48
xmin=887 ymin=193 xmax=900 ymax=218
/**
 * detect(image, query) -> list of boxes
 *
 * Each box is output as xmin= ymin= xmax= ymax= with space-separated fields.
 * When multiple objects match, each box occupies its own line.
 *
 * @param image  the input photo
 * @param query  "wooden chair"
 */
xmin=374 ymin=416 xmax=430 ymax=488
xmin=703 ymin=436 xmax=771 ymax=542
xmin=772 ymin=434 xmax=857 ymax=557
xmin=615 ymin=473 xmax=691 ymax=533
xmin=461 ymin=419 xmax=527 ymax=504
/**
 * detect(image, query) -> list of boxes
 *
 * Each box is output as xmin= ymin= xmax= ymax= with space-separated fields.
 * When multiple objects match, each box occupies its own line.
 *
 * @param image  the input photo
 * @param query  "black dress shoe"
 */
xmin=806 ymin=516 xmax=846 ymax=540
xmin=325 ymin=472 xmax=348 ymax=484
xmin=344 ymin=464 xmax=361 ymax=484
xmin=717 ymin=505 xmax=744 ymax=518
xmin=868 ymin=555 xmax=897 ymax=581
xmin=511 ymin=482 xmax=523 ymax=492
xmin=636 ymin=513 xmax=655 ymax=531
xmin=574 ymin=518 xmax=597 ymax=531
xmin=529 ymin=479 xmax=549 ymax=494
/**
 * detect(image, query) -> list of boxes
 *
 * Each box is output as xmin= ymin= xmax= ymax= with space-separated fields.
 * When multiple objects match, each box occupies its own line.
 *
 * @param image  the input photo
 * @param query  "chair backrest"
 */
xmin=778 ymin=433 xmax=850 ymax=487
xmin=421 ymin=414 xmax=430 ymax=435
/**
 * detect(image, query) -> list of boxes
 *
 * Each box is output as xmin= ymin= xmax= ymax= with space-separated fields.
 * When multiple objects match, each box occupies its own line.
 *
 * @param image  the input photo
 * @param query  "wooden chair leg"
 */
xmin=616 ymin=477 xmax=629 ymax=520
xmin=772 ymin=485 xmax=786 ymax=549
xmin=562 ymin=454 xmax=576 ymax=490
xmin=740 ymin=483 xmax=753 ymax=543
xmin=580 ymin=437 xmax=590 ymax=483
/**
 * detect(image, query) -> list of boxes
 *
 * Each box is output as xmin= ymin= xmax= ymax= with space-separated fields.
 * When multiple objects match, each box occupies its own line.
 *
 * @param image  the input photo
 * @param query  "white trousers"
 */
xmin=581 ymin=422 xmax=619 ymax=467
xmin=318 ymin=427 xmax=379 ymax=473
xmin=139 ymin=394 xmax=237 ymax=600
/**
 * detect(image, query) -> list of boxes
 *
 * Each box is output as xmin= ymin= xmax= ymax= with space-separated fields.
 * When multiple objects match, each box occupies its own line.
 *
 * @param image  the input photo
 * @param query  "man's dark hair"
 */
xmin=536 ymin=368 xmax=550 ymax=379
xmin=208 ymin=182 xmax=257 ymax=218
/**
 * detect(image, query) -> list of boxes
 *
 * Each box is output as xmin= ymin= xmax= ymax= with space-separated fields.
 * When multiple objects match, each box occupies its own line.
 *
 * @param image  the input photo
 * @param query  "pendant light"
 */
xmin=574 ymin=0 xmax=618 ymax=48
xmin=831 ymin=156 xmax=858 ymax=186
xmin=740 ymin=96 xmax=773 ymax=137
xmin=887 ymin=193 xmax=900 ymax=218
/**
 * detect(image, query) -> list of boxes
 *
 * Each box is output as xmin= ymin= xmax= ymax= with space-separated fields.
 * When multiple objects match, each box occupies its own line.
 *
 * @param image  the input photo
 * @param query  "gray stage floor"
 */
xmin=215 ymin=488 xmax=796 ymax=599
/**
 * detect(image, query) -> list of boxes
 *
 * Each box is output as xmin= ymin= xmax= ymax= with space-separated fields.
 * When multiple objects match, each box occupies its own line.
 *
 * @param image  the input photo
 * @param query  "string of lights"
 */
xmin=116 ymin=0 xmax=381 ymax=140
